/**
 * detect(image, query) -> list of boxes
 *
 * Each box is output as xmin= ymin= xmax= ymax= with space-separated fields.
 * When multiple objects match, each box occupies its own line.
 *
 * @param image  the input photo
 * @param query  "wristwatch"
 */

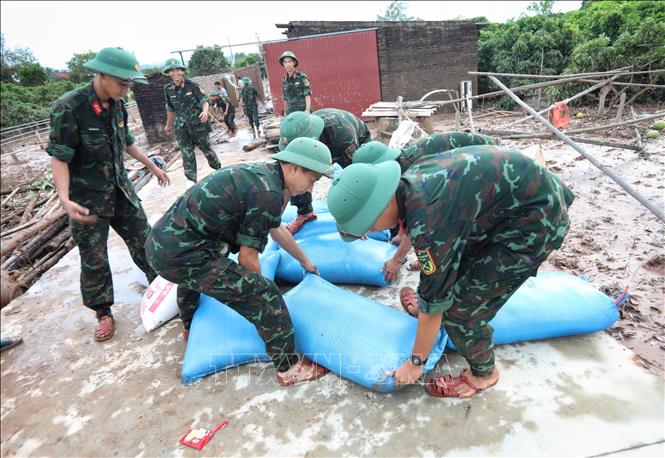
xmin=410 ymin=354 xmax=426 ymax=366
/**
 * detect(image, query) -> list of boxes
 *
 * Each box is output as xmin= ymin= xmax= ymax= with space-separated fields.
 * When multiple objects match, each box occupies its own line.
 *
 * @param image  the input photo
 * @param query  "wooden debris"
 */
xmin=242 ymin=138 xmax=267 ymax=152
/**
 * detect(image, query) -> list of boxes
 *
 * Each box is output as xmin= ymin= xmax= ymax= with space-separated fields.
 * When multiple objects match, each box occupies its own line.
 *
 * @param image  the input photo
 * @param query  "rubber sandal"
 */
xmin=285 ymin=213 xmax=317 ymax=235
xmin=399 ymin=287 xmax=420 ymax=318
xmin=0 ymin=337 xmax=23 ymax=352
xmin=276 ymin=359 xmax=329 ymax=386
xmin=426 ymin=370 xmax=499 ymax=398
xmin=95 ymin=316 xmax=115 ymax=342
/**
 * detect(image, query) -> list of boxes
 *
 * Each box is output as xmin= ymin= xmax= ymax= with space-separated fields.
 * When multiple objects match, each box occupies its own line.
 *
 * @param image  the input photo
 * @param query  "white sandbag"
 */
xmin=140 ymin=275 xmax=178 ymax=332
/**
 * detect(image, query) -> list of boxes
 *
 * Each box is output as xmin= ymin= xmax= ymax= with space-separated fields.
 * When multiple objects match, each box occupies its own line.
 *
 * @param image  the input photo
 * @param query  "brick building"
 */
xmin=276 ymin=21 xmax=481 ymax=102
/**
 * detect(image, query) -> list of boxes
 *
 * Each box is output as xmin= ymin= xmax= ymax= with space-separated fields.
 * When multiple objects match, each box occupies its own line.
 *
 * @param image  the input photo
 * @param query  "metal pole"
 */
xmin=488 ymin=75 xmax=665 ymax=224
xmin=178 ymin=52 xmax=185 ymax=66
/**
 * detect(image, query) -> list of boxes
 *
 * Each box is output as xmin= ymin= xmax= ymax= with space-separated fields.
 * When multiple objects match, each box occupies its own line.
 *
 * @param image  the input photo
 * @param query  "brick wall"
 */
xmin=281 ymin=21 xmax=479 ymax=105
xmin=232 ymin=63 xmax=265 ymax=100
xmin=131 ymin=72 xmax=171 ymax=147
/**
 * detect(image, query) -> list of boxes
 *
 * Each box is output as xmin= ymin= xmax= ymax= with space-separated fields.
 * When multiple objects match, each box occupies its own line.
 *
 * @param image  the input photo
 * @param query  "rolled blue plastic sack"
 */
xmin=181 ymin=251 xmax=279 ymax=384
xmin=446 ymin=271 xmax=619 ymax=350
xmin=283 ymin=274 xmax=447 ymax=392
xmin=276 ymin=231 xmax=397 ymax=286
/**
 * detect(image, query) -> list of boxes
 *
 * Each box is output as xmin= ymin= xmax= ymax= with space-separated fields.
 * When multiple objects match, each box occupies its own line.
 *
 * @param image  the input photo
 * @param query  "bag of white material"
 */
xmin=140 ymin=275 xmax=178 ymax=332
xmin=389 ymin=119 xmax=417 ymax=149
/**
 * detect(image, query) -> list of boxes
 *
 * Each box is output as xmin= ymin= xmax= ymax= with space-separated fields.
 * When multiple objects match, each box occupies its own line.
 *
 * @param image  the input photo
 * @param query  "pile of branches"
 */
xmin=0 ymin=143 xmax=180 ymax=307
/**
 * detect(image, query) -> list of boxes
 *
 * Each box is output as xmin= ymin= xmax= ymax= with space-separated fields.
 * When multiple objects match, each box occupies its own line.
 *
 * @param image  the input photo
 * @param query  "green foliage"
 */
xmin=1 ymin=80 xmax=79 ymax=127
xmin=478 ymin=0 xmax=665 ymax=104
xmin=1 ymin=33 xmax=37 ymax=83
xmin=18 ymin=63 xmax=48 ymax=86
xmin=188 ymin=46 xmax=230 ymax=77
xmin=141 ymin=66 xmax=163 ymax=77
xmin=66 ymin=51 xmax=97 ymax=84
xmin=377 ymin=0 xmax=422 ymax=21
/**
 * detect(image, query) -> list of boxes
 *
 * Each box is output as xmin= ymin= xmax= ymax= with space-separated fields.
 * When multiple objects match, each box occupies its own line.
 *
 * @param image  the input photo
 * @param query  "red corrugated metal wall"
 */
xmin=263 ymin=29 xmax=381 ymax=118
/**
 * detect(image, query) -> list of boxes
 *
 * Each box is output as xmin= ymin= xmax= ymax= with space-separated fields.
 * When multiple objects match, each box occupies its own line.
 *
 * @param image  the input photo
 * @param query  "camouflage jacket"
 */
xmin=313 ymin=108 xmax=371 ymax=168
xmin=164 ymin=78 xmax=209 ymax=130
xmin=399 ymin=132 xmax=501 ymax=172
xmin=396 ymin=145 xmax=575 ymax=314
xmin=282 ymin=71 xmax=311 ymax=114
xmin=241 ymin=86 xmax=260 ymax=110
xmin=46 ymin=82 xmax=139 ymax=216
xmin=148 ymin=162 xmax=285 ymax=272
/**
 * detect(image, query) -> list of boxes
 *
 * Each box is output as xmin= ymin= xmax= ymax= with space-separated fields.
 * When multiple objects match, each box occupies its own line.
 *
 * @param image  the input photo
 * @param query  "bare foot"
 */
xmin=426 ymin=368 xmax=500 ymax=398
xmin=276 ymin=358 xmax=329 ymax=386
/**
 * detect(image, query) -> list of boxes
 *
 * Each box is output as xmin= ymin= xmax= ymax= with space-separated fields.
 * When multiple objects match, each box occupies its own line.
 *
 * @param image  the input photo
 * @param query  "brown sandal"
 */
xmin=285 ymin=213 xmax=317 ymax=235
xmin=425 ymin=369 xmax=499 ymax=398
xmin=399 ymin=287 xmax=420 ymax=318
xmin=95 ymin=316 xmax=115 ymax=342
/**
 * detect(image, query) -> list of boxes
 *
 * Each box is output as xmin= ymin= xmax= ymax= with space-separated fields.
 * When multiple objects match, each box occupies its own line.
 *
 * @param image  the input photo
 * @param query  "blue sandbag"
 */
xmin=276 ymin=231 xmax=397 ymax=286
xmin=283 ymin=274 xmax=447 ymax=392
xmin=183 ymin=272 xmax=448 ymax=391
xmin=181 ymin=251 xmax=280 ymax=384
xmin=447 ymin=271 xmax=619 ymax=350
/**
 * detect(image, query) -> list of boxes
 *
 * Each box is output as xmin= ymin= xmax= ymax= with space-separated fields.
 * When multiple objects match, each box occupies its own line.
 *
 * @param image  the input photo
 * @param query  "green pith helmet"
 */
xmin=83 ymin=47 xmax=148 ymax=84
xmin=272 ymin=137 xmax=333 ymax=178
xmin=327 ymin=162 xmax=401 ymax=240
xmin=279 ymin=50 xmax=299 ymax=67
xmin=352 ymin=141 xmax=400 ymax=165
xmin=278 ymin=112 xmax=324 ymax=151
xmin=162 ymin=57 xmax=186 ymax=74
xmin=209 ymin=90 xmax=219 ymax=96
xmin=242 ymin=76 xmax=252 ymax=85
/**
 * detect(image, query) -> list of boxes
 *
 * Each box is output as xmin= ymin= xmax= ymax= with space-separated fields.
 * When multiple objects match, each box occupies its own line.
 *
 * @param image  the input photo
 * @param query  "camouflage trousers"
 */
xmin=145 ymin=246 xmax=298 ymax=372
xmin=176 ymin=124 xmax=221 ymax=182
xmin=70 ymin=193 xmax=156 ymax=318
xmin=245 ymin=104 xmax=260 ymax=129
xmin=439 ymin=224 xmax=567 ymax=377
xmin=224 ymin=105 xmax=236 ymax=133
xmin=402 ymin=131 xmax=500 ymax=163
xmin=285 ymin=102 xmax=306 ymax=116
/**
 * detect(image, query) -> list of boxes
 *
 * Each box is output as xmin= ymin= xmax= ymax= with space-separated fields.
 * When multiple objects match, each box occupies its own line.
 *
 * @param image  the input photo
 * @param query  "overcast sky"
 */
xmin=2 ymin=1 xmax=581 ymax=69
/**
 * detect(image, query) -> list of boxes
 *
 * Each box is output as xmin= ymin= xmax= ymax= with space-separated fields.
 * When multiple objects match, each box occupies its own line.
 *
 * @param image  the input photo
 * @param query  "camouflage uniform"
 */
xmin=398 ymin=131 xmax=500 ymax=172
xmin=241 ymin=85 xmax=261 ymax=129
xmin=164 ymin=78 xmax=221 ymax=182
xmin=47 ymin=82 xmax=157 ymax=318
xmin=291 ymin=108 xmax=371 ymax=215
xmin=220 ymin=94 xmax=236 ymax=133
xmin=397 ymin=145 xmax=574 ymax=376
xmin=145 ymin=162 xmax=298 ymax=372
xmin=282 ymin=71 xmax=311 ymax=115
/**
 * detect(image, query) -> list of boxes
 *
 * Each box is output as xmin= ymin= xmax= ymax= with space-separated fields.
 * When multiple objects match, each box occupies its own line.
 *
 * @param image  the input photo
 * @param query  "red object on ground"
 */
xmin=179 ymin=420 xmax=229 ymax=450
xmin=263 ymin=29 xmax=381 ymax=118
xmin=549 ymin=101 xmax=571 ymax=129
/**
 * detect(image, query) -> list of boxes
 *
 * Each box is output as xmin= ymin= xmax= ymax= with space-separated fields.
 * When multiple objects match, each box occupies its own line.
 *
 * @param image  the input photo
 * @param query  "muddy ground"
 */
xmin=1 ymin=105 xmax=664 ymax=378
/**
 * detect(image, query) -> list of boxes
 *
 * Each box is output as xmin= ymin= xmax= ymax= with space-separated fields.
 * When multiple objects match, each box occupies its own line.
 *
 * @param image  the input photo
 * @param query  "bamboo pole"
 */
xmin=469 ymin=67 xmax=664 ymax=80
xmin=481 ymin=129 xmax=642 ymax=151
xmin=566 ymin=111 xmax=665 ymax=134
xmin=0 ymin=210 xmax=66 ymax=257
xmin=488 ymin=75 xmax=665 ymax=224
xmin=612 ymin=92 xmax=627 ymax=137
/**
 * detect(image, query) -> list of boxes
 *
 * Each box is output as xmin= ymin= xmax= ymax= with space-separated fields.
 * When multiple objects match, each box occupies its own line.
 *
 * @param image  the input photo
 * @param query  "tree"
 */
xmin=527 ymin=0 xmax=555 ymax=16
xmin=377 ymin=0 xmax=422 ymax=21
xmin=66 ymin=51 xmax=97 ymax=83
xmin=1 ymin=33 xmax=37 ymax=83
xmin=18 ymin=63 xmax=48 ymax=86
xmin=187 ymin=46 xmax=230 ymax=77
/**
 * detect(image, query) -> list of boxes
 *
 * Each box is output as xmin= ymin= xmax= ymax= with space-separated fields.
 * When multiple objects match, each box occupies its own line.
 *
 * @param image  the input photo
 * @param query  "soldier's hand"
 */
xmin=153 ymin=168 xmax=171 ymax=187
xmin=62 ymin=199 xmax=97 ymax=224
xmin=164 ymin=125 xmax=172 ymax=136
xmin=301 ymin=261 xmax=319 ymax=276
xmin=305 ymin=107 xmax=311 ymax=114
xmin=381 ymin=257 xmax=403 ymax=283
xmin=393 ymin=360 xmax=423 ymax=388
xmin=199 ymin=111 xmax=209 ymax=123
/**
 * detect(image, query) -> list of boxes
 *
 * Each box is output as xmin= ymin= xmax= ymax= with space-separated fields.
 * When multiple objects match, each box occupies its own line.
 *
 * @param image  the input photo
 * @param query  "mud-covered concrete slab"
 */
xmin=2 ymin=136 xmax=664 ymax=457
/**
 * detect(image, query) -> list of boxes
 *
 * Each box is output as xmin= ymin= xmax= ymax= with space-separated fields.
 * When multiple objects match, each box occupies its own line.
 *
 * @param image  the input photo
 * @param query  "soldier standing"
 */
xmin=162 ymin=58 xmax=221 ymax=183
xmin=328 ymin=146 xmax=574 ymax=398
xmin=145 ymin=137 xmax=333 ymax=386
xmin=47 ymin=47 xmax=170 ymax=342
xmin=279 ymin=50 xmax=311 ymax=115
xmin=278 ymin=108 xmax=371 ymax=233
xmin=239 ymin=76 xmax=263 ymax=138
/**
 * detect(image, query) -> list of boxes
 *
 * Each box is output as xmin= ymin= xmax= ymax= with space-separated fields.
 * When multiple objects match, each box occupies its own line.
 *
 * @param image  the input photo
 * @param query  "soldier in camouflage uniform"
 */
xmin=145 ymin=137 xmax=333 ymax=385
xmin=353 ymin=132 xmax=502 ymax=282
xmin=278 ymin=109 xmax=371 ymax=233
xmin=239 ymin=76 xmax=263 ymax=138
xmin=279 ymin=50 xmax=311 ymax=115
xmin=162 ymin=58 xmax=221 ymax=183
xmin=47 ymin=47 xmax=170 ymax=342
xmin=328 ymin=145 xmax=574 ymax=398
